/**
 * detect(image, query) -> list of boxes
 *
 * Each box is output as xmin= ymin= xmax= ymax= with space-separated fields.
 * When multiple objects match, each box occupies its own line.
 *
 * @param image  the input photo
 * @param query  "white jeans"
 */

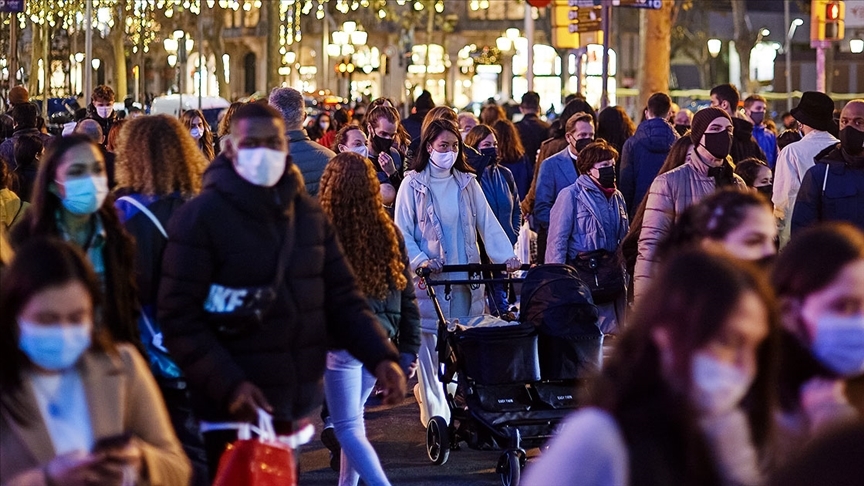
xmin=323 ymin=350 xmax=391 ymax=486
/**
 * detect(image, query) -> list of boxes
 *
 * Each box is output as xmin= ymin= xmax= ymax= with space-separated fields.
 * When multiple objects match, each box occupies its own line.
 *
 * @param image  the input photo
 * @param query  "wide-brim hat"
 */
xmin=791 ymin=91 xmax=836 ymax=132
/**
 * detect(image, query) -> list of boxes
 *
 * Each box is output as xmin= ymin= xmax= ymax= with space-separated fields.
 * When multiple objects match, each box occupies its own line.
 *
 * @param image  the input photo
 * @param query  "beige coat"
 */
xmin=0 ymin=344 xmax=191 ymax=486
xmin=634 ymin=149 xmax=745 ymax=301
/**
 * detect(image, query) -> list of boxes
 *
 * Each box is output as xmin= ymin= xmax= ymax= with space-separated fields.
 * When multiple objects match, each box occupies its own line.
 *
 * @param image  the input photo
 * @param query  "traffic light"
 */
xmin=811 ymin=0 xmax=845 ymax=42
xmin=825 ymin=1 xmax=845 ymax=40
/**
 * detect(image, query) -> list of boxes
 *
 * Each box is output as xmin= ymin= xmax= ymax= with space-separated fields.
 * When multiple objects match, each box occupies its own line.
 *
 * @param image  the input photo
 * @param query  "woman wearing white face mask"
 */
xmin=9 ymin=135 xmax=141 ymax=350
xmin=772 ymin=223 xmax=864 ymax=458
xmin=181 ymin=109 xmax=215 ymax=162
xmin=394 ymin=119 xmax=521 ymax=428
xmin=523 ymin=250 xmax=779 ymax=486
xmin=0 ymin=238 xmax=191 ymax=485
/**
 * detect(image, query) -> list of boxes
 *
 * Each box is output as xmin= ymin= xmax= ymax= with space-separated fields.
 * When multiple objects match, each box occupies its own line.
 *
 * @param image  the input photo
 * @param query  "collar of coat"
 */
xmin=202 ymin=153 xmax=304 ymax=220
xmin=1 ymin=349 xmax=129 ymax=465
xmin=407 ymin=166 xmax=475 ymax=194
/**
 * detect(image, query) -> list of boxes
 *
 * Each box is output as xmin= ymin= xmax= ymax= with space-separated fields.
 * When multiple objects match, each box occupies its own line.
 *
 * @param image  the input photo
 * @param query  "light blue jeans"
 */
xmin=323 ymin=350 xmax=391 ymax=486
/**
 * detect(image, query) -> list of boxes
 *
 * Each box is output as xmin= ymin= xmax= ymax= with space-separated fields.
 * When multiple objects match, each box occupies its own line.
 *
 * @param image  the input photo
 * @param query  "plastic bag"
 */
xmin=514 ymin=220 xmax=536 ymax=269
xmin=211 ymin=410 xmax=297 ymax=486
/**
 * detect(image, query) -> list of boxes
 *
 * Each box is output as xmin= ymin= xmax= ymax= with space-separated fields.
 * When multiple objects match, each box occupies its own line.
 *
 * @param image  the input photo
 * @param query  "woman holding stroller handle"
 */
xmin=545 ymin=140 xmax=629 ymax=335
xmin=770 ymin=223 xmax=864 ymax=460
xmin=394 ymin=119 xmax=520 ymax=428
xmin=523 ymin=250 xmax=779 ymax=486
xmin=319 ymin=152 xmax=421 ymax=486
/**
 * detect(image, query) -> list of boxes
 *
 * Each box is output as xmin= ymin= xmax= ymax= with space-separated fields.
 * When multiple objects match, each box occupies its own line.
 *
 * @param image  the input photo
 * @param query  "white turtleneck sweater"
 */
xmin=427 ymin=164 xmax=471 ymax=317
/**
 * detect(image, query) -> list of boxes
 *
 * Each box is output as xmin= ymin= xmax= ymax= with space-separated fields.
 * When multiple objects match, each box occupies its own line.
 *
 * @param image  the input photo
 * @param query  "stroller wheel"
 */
xmin=497 ymin=450 xmax=521 ymax=486
xmin=426 ymin=416 xmax=450 ymax=465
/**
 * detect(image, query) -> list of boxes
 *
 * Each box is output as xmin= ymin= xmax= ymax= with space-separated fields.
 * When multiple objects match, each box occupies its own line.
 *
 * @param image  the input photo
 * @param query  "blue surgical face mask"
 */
xmin=56 ymin=176 xmax=109 ymax=215
xmin=691 ymin=352 xmax=754 ymax=416
xmin=811 ymin=314 xmax=864 ymax=377
xmin=18 ymin=320 xmax=92 ymax=371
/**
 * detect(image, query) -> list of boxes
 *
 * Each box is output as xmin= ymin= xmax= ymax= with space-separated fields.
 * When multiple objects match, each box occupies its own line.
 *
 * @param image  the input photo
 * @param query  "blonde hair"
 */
xmin=114 ymin=115 xmax=207 ymax=197
xmin=319 ymin=152 xmax=407 ymax=300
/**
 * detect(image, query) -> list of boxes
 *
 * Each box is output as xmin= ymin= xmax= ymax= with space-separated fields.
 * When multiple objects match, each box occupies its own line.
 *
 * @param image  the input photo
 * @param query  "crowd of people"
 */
xmin=0 ymin=79 xmax=862 ymax=486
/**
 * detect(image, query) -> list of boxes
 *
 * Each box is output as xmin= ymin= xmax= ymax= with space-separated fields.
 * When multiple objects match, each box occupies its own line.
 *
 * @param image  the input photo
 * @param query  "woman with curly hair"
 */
xmin=181 ymin=109 xmax=215 ymax=161
xmin=9 ymin=135 xmax=139 ymax=349
xmin=113 ymin=114 xmax=209 ymax=482
xmin=319 ymin=152 xmax=421 ymax=486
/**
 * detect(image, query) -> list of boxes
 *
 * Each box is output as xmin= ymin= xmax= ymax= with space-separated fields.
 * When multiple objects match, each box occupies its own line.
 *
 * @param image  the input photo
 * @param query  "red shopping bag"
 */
xmin=211 ymin=409 xmax=297 ymax=486
xmin=212 ymin=438 xmax=296 ymax=486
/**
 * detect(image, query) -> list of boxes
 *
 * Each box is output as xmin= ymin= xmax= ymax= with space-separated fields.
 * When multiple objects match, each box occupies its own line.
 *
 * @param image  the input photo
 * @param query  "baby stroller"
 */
xmin=416 ymin=264 xmax=601 ymax=486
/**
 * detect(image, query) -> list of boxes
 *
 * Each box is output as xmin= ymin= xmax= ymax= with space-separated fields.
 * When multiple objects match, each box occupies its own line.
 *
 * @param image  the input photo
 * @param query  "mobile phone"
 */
xmin=92 ymin=433 xmax=133 ymax=453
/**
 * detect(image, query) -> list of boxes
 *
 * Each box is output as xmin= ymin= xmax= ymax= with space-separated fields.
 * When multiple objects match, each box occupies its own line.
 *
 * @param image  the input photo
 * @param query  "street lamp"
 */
xmin=785 ymin=17 xmax=804 ymax=111
xmin=328 ymin=21 xmax=367 ymax=99
xmin=707 ymin=39 xmax=722 ymax=58
xmin=851 ymin=39 xmax=864 ymax=54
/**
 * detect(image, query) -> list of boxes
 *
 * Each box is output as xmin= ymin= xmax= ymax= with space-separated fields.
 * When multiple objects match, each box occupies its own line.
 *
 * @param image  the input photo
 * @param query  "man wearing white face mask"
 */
xmin=158 ymin=103 xmax=406 ymax=478
xmin=85 ymin=85 xmax=117 ymax=148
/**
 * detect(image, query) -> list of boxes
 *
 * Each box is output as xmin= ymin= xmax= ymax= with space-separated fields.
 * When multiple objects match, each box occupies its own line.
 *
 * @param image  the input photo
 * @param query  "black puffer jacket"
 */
xmin=158 ymin=154 xmax=399 ymax=422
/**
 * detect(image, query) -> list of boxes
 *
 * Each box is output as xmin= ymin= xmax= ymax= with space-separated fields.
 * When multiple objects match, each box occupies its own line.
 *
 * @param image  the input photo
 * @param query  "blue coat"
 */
xmin=753 ymin=124 xmax=778 ymax=169
xmin=467 ymin=147 xmax=522 ymax=245
xmin=619 ymin=118 xmax=677 ymax=218
xmin=534 ymin=148 xmax=579 ymax=229
xmin=546 ymin=175 xmax=629 ymax=264
xmin=792 ymin=147 xmax=864 ymax=234
xmin=501 ymin=154 xmax=534 ymax=201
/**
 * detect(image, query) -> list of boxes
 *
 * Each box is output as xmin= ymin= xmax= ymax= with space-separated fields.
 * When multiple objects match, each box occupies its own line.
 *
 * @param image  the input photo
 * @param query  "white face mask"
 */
xmin=343 ymin=145 xmax=369 ymax=159
xmin=190 ymin=127 xmax=202 ymax=140
xmin=429 ymin=149 xmax=457 ymax=171
xmin=95 ymin=106 xmax=113 ymax=119
xmin=690 ymin=352 xmax=754 ymax=416
xmin=234 ymin=147 xmax=288 ymax=187
xmin=57 ymin=175 xmax=109 ymax=215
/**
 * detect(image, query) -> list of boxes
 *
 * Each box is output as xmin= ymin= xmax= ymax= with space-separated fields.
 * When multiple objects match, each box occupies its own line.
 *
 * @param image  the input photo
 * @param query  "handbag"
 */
xmin=210 ymin=410 xmax=298 ymax=486
xmin=568 ymin=249 xmax=626 ymax=304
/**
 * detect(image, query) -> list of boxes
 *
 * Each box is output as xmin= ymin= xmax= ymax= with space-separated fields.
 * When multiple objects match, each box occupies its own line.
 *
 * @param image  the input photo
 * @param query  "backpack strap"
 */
xmin=116 ymin=196 xmax=167 ymax=238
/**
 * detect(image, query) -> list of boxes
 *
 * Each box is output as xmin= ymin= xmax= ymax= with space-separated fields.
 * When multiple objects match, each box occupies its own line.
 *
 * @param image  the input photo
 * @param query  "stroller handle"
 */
xmin=415 ymin=263 xmax=532 ymax=278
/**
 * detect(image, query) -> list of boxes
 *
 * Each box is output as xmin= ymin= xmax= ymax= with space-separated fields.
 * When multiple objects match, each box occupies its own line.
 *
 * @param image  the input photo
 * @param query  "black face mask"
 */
xmin=574 ymin=137 xmax=593 ymax=153
xmin=675 ymin=124 xmax=690 ymax=136
xmin=594 ymin=166 xmax=616 ymax=189
xmin=701 ymin=131 xmax=733 ymax=160
xmin=755 ymin=184 xmax=773 ymax=199
xmin=371 ymin=134 xmax=394 ymax=155
xmin=839 ymin=126 xmax=864 ymax=156
xmin=750 ymin=111 xmax=765 ymax=125
xmin=480 ymin=147 xmax=498 ymax=159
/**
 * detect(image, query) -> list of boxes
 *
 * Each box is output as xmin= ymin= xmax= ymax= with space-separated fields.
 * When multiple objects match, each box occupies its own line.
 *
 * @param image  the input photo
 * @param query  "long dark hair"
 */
xmin=596 ymin=105 xmax=636 ymax=152
xmin=491 ymin=119 xmax=525 ymax=164
xmin=0 ymin=238 xmax=112 ymax=392
xmin=772 ymin=223 xmax=864 ymax=410
xmin=588 ymin=250 xmax=779 ymax=485
xmin=10 ymin=135 xmax=141 ymax=347
xmin=412 ymin=119 xmax=474 ymax=174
